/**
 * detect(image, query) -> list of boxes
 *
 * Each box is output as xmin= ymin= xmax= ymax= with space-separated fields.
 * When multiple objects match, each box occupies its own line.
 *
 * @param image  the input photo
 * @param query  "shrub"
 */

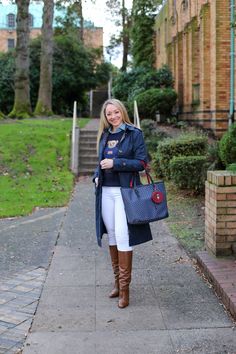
xmin=206 ymin=141 xmax=224 ymax=170
xmin=140 ymin=119 xmax=169 ymax=155
xmin=112 ymin=65 xmax=174 ymax=103
xmin=112 ymin=67 xmax=147 ymax=102
xmin=0 ymin=51 xmax=15 ymax=114
xmin=135 ymin=88 xmax=177 ymax=119
xmin=156 ymin=134 xmax=208 ymax=178
xmin=140 ymin=119 xmax=156 ymax=137
xmin=169 ymin=155 xmax=208 ymax=192
xmin=227 ymin=163 xmax=236 ymax=172
xmin=155 ymin=64 xmax=174 ymax=88
xmin=145 ymin=132 xmax=169 ymax=155
xmin=219 ymin=123 xmax=236 ymax=167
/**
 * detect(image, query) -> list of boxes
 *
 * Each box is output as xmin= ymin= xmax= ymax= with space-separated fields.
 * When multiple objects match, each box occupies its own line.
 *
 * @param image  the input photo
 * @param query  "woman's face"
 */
xmin=105 ymin=104 xmax=123 ymax=130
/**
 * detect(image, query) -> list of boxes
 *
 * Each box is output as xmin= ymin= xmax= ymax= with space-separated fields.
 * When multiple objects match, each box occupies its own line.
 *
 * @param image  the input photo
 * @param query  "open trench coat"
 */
xmin=93 ymin=124 xmax=153 ymax=247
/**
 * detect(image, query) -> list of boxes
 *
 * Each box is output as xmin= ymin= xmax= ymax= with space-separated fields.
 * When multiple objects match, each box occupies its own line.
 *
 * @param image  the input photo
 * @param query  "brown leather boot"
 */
xmin=118 ymin=251 xmax=133 ymax=308
xmin=109 ymin=246 xmax=119 ymax=298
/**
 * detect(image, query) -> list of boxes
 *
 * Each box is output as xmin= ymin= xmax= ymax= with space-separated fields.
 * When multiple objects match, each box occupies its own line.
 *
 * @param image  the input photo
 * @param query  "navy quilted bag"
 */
xmin=121 ymin=170 xmax=169 ymax=225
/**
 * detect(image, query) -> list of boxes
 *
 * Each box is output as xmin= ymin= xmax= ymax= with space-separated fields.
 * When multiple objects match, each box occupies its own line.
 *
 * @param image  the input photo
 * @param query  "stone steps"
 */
xmin=78 ymin=129 xmax=98 ymax=175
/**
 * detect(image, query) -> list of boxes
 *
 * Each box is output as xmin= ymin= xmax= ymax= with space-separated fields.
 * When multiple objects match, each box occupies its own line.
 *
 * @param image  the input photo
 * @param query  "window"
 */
xmin=29 ymin=14 xmax=34 ymax=27
xmin=192 ymin=84 xmax=200 ymax=105
xmin=181 ymin=0 xmax=188 ymax=11
xmin=7 ymin=38 xmax=15 ymax=50
xmin=7 ymin=13 xmax=15 ymax=28
xmin=165 ymin=18 xmax=168 ymax=45
xmin=157 ymin=28 xmax=161 ymax=54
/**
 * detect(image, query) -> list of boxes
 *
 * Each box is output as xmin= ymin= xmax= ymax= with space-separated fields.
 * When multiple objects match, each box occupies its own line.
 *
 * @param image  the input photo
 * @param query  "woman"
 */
xmin=93 ymin=98 xmax=152 ymax=309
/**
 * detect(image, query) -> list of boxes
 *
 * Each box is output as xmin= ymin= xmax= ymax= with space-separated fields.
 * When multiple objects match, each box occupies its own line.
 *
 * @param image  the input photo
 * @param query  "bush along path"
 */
xmin=142 ymin=122 xmax=207 ymax=257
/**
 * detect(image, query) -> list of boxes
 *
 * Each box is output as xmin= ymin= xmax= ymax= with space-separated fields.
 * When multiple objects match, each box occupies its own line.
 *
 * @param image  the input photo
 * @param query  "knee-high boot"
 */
xmin=118 ymin=251 xmax=133 ymax=308
xmin=109 ymin=246 xmax=119 ymax=298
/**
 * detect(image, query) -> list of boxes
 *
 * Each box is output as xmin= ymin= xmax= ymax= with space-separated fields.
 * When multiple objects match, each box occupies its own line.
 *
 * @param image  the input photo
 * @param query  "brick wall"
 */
xmin=155 ymin=0 xmax=233 ymax=136
xmin=0 ymin=28 xmax=41 ymax=52
xmin=205 ymin=171 xmax=236 ymax=256
xmin=0 ymin=27 xmax=103 ymax=53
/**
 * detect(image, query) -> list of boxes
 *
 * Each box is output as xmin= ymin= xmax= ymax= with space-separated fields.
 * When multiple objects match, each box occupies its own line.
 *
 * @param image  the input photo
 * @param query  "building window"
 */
xmin=7 ymin=13 xmax=16 ymax=28
xmin=29 ymin=14 xmax=34 ymax=27
xmin=192 ymin=84 xmax=200 ymax=105
xmin=7 ymin=38 xmax=15 ymax=50
xmin=181 ymin=0 xmax=188 ymax=11
xmin=165 ymin=18 xmax=168 ymax=45
xmin=157 ymin=28 xmax=160 ymax=54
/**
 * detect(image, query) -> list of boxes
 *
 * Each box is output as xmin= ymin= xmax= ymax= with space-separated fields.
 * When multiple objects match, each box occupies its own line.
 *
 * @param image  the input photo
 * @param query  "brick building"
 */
xmin=0 ymin=3 xmax=103 ymax=52
xmin=155 ymin=0 xmax=233 ymax=136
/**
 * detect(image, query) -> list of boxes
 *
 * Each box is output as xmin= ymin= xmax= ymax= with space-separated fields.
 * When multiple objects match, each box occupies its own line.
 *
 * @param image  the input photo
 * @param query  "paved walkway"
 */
xmin=17 ymin=180 xmax=236 ymax=354
xmin=0 ymin=208 xmax=66 ymax=354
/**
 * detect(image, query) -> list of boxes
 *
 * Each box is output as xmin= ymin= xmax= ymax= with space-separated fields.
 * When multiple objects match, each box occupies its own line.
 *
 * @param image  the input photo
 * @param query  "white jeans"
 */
xmin=102 ymin=187 xmax=133 ymax=251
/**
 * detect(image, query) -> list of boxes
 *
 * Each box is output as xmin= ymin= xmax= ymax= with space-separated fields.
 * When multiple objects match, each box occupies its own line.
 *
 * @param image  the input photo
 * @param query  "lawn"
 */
xmin=0 ymin=118 xmax=89 ymax=217
xmin=165 ymin=181 xmax=205 ymax=256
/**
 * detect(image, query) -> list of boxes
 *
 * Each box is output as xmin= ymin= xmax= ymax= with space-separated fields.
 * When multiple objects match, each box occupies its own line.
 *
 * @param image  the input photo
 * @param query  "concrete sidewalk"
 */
xmin=22 ymin=180 xmax=236 ymax=354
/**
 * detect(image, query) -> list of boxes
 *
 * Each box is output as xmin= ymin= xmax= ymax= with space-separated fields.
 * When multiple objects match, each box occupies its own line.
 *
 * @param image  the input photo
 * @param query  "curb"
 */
xmin=196 ymin=250 xmax=236 ymax=320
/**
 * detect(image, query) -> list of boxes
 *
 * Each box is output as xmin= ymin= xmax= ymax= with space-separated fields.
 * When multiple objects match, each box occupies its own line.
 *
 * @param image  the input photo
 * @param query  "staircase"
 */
xmin=78 ymin=129 xmax=98 ymax=176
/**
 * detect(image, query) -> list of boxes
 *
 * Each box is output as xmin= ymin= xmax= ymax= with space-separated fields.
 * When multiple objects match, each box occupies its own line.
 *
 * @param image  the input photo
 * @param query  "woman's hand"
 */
xmin=100 ymin=158 xmax=114 ymax=169
xmin=95 ymin=177 xmax=99 ymax=187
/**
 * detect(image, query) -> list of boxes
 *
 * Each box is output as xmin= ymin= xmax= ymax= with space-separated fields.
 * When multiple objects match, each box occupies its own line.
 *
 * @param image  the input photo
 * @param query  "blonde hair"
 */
xmin=96 ymin=99 xmax=133 ymax=153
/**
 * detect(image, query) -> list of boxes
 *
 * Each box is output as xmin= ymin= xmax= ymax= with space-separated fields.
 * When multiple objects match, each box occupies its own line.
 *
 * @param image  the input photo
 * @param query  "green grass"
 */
xmin=165 ymin=181 xmax=205 ymax=255
xmin=141 ymin=171 xmax=205 ymax=255
xmin=0 ymin=117 xmax=89 ymax=217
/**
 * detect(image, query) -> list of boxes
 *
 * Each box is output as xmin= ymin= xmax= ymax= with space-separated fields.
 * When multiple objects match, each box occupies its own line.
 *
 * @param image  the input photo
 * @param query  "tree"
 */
xmin=55 ymin=0 xmax=95 ymax=42
xmin=9 ymin=0 xmax=32 ymax=118
xmin=131 ymin=0 xmax=163 ymax=68
xmin=29 ymin=34 xmax=111 ymax=115
xmin=106 ymin=0 xmax=132 ymax=72
xmin=34 ymin=0 xmax=54 ymax=116
xmin=0 ymin=51 xmax=15 ymax=114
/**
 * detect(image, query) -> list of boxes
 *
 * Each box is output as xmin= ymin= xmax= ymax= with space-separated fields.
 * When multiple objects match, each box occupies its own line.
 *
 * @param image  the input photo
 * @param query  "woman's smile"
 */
xmin=105 ymin=104 xmax=123 ymax=131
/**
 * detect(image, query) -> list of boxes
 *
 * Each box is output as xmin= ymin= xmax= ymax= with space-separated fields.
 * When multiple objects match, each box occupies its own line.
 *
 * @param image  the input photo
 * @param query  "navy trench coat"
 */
xmin=93 ymin=124 xmax=153 ymax=248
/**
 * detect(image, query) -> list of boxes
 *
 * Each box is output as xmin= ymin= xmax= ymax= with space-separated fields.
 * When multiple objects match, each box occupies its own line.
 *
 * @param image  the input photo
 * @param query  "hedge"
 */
xmin=156 ymin=134 xmax=208 ymax=178
xmin=135 ymin=88 xmax=177 ymax=119
xmin=169 ymin=155 xmax=208 ymax=191
xmin=219 ymin=123 xmax=236 ymax=167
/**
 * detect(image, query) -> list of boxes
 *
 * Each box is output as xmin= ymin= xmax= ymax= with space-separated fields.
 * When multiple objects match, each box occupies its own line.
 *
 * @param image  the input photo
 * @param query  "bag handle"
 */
xmin=130 ymin=161 xmax=153 ymax=188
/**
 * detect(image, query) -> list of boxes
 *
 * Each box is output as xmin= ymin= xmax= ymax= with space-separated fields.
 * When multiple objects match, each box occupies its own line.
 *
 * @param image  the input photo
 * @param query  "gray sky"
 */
xmin=83 ymin=0 xmax=133 ymax=67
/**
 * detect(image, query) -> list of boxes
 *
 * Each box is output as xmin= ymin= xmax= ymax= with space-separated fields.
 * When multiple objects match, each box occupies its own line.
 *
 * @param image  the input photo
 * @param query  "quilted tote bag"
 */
xmin=120 ymin=170 xmax=169 ymax=225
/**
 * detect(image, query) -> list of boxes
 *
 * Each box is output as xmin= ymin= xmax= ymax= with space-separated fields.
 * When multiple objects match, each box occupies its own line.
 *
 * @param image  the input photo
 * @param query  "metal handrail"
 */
xmin=71 ymin=101 xmax=79 ymax=174
xmin=134 ymin=100 xmax=141 ymax=129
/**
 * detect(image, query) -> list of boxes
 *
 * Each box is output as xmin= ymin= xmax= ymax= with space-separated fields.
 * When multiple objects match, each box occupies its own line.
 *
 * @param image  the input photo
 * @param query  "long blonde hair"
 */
xmin=96 ymin=99 xmax=133 ymax=153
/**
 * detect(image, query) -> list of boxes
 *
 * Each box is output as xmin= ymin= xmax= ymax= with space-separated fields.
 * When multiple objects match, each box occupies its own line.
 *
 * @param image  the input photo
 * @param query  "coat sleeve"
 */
xmin=92 ymin=165 xmax=99 ymax=183
xmin=113 ymin=130 xmax=147 ymax=172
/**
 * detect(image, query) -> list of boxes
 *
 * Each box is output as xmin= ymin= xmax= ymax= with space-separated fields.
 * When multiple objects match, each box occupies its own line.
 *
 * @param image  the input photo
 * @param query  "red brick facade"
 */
xmin=155 ymin=0 xmax=233 ymax=136
xmin=205 ymin=171 xmax=236 ymax=256
xmin=0 ymin=27 xmax=103 ymax=53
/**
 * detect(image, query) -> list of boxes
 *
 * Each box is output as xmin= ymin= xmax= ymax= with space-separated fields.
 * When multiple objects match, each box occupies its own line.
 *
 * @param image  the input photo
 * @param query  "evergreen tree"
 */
xmin=131 ymin=0 xmax=162 ymax=68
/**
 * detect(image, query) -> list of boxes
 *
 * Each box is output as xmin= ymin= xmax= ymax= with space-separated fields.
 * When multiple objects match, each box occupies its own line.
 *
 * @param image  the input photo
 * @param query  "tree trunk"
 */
xmin=34 ymin=0 xmax=54 ymax=116
xmin=9 ymin=0 xmax=32 ymax=118
xmin=74 ymin=1 xmax=84 ymax=42
xmin=121 ymin=0 xmax=130 ymax=72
